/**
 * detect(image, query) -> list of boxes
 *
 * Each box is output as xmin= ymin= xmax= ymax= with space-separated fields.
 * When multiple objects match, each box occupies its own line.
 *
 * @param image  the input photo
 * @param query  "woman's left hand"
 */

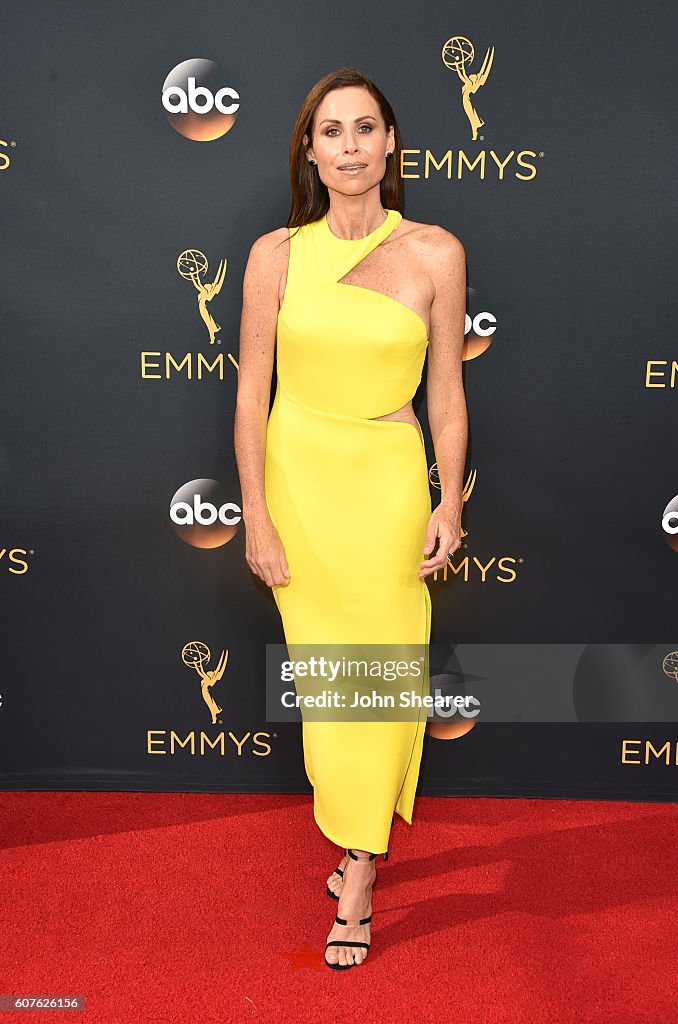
xmin=419 ymin=504 xmax=461 ymax=578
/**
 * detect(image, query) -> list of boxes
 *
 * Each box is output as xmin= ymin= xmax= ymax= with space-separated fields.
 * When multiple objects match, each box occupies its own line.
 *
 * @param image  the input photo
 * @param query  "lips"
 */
xmin=338 ymin=163 xmax=367 ymax=171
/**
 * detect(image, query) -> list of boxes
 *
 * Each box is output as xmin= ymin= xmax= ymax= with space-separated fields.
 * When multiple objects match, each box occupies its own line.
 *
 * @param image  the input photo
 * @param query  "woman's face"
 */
xmin=305 ymin=86 xmax=394 ymax=196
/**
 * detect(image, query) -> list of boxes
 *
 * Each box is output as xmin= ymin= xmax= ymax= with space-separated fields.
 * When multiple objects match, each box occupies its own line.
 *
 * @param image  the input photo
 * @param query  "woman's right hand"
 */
xmin=244 ymin=510 xmax=291 ymax=588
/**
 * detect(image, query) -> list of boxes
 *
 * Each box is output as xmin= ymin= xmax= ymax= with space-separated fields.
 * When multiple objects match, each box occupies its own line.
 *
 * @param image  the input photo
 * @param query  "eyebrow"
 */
xmin=318 ymin=115 xmax=378 ymax=126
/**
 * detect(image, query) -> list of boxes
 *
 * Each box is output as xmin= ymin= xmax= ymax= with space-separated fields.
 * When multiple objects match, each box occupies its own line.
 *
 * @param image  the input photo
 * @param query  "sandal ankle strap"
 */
xmin=347 ymin=848 xmax=377 ymax=861
xmin=335 ymin=912 xmax=372 ymax=926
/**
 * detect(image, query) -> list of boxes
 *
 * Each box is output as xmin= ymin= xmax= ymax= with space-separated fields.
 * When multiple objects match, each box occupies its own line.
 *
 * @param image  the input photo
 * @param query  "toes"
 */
xmin=326 ymin=943 xmax=367 ymax=967
xmin=326 ymin=867 xmax=345 ymax=895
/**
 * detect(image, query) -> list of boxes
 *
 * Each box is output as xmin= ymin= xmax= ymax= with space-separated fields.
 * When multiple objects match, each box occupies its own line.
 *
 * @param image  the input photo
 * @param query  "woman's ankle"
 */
xmin=347 ymin=848 xmax=376 ymax=861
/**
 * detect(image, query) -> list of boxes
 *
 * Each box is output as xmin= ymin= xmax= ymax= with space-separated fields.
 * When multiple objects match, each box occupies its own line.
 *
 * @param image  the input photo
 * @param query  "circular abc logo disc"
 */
xmin=162 ymin=59 xmax=240 ymax=141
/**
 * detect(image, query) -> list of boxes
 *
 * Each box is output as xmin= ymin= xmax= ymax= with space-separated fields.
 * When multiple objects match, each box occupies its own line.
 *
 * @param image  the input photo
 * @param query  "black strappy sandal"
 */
xmin=324 ymin=849 xmax=376 ymax=970
xmin=325 ymin=814 xmax=394 ymax=900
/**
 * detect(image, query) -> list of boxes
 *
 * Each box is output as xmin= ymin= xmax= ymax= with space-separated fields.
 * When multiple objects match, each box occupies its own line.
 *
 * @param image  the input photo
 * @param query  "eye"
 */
xmin=325 ymin=124 xmax=373 ymax=136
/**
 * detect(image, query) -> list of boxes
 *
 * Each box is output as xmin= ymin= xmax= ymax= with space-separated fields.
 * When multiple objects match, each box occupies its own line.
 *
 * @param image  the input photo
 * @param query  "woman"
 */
xmin=234 ymin=67 xmax=467 ymax=969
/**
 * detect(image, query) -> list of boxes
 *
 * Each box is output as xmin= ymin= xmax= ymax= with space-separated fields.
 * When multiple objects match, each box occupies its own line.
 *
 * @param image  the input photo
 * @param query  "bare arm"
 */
xmin=419 ymin=230 xmax=468 ymax=577
xmin=234 ymin=227 xmax=291 ymax=587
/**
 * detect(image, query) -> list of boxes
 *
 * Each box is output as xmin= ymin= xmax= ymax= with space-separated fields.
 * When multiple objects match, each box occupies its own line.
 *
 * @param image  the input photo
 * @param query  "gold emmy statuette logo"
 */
xmin=662 ymin=651 xmax=678 ymax=683
xmin=441 ymin=36 xmax=494 ymax=140
xmin=182 ymin=641 xmax=228 ymax=724
xmin=177 ymin=249 xmax=227 ymax=345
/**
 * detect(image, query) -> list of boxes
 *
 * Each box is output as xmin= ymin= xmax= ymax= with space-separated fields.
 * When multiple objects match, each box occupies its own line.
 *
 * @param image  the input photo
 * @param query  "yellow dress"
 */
xmin=264 ymin=208 xmax=432 ymax=855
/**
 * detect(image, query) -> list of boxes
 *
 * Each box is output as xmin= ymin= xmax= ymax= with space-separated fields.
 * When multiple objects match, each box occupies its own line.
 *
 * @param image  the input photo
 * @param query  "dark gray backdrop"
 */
xmin=1 ymin=0 xmax=677 ymax=799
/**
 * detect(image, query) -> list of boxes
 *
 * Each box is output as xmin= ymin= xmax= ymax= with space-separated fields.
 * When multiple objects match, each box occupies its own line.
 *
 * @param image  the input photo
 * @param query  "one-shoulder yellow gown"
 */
xmin=264 ymin=208 xmax=432 ymax=855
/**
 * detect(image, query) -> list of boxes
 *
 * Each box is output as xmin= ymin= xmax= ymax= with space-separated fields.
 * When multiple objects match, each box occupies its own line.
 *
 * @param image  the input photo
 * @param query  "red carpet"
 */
xmin=0 ymin=792 xmax=675 ymax=1023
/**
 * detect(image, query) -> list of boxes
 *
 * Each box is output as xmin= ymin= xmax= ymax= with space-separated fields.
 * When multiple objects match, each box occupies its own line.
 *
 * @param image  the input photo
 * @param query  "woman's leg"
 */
xmin=325 ymin=849 xmax=376 ymax=968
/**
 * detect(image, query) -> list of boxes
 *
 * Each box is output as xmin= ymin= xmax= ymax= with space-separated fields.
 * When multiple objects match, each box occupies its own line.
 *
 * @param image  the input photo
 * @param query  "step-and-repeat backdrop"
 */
xmin=2 ymin=2 xmax=677 ymax=800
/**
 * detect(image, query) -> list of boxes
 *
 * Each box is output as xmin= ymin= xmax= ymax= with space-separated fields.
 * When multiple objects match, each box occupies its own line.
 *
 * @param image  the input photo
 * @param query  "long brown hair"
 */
xmin=285 ymin=67 xmax=403 ymax=230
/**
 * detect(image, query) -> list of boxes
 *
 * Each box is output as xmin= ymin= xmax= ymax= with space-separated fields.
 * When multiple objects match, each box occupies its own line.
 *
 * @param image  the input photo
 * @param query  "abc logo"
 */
xmin=162 ymin=59 xmax=240 ymax=141
xmin=170 ymin=479 xmax=241 ymax=548
xmin=662 ymin=494 xmax=678 ymax=553
xmin=463 ymin=300 xmax=497 ymax=362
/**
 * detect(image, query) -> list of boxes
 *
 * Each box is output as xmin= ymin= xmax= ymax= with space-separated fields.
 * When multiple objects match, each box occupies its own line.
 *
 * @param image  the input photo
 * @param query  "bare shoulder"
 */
xmin=397 ymin=218 xmax=466 ymax=358
xmin=399 ymin=216 xmax=465 ymax=266
xmin=243 ymin=226 xmax=291 ymax=307
xmin=247 ymin=225 xmax=290 ymax=268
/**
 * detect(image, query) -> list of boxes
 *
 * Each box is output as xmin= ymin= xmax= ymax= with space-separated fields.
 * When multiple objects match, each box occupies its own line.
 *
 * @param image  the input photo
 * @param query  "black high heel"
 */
xmin=324 ymin=849 xmax=376 ymax=970
xmin=325 ymin=813 xmax=394 ymax=900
